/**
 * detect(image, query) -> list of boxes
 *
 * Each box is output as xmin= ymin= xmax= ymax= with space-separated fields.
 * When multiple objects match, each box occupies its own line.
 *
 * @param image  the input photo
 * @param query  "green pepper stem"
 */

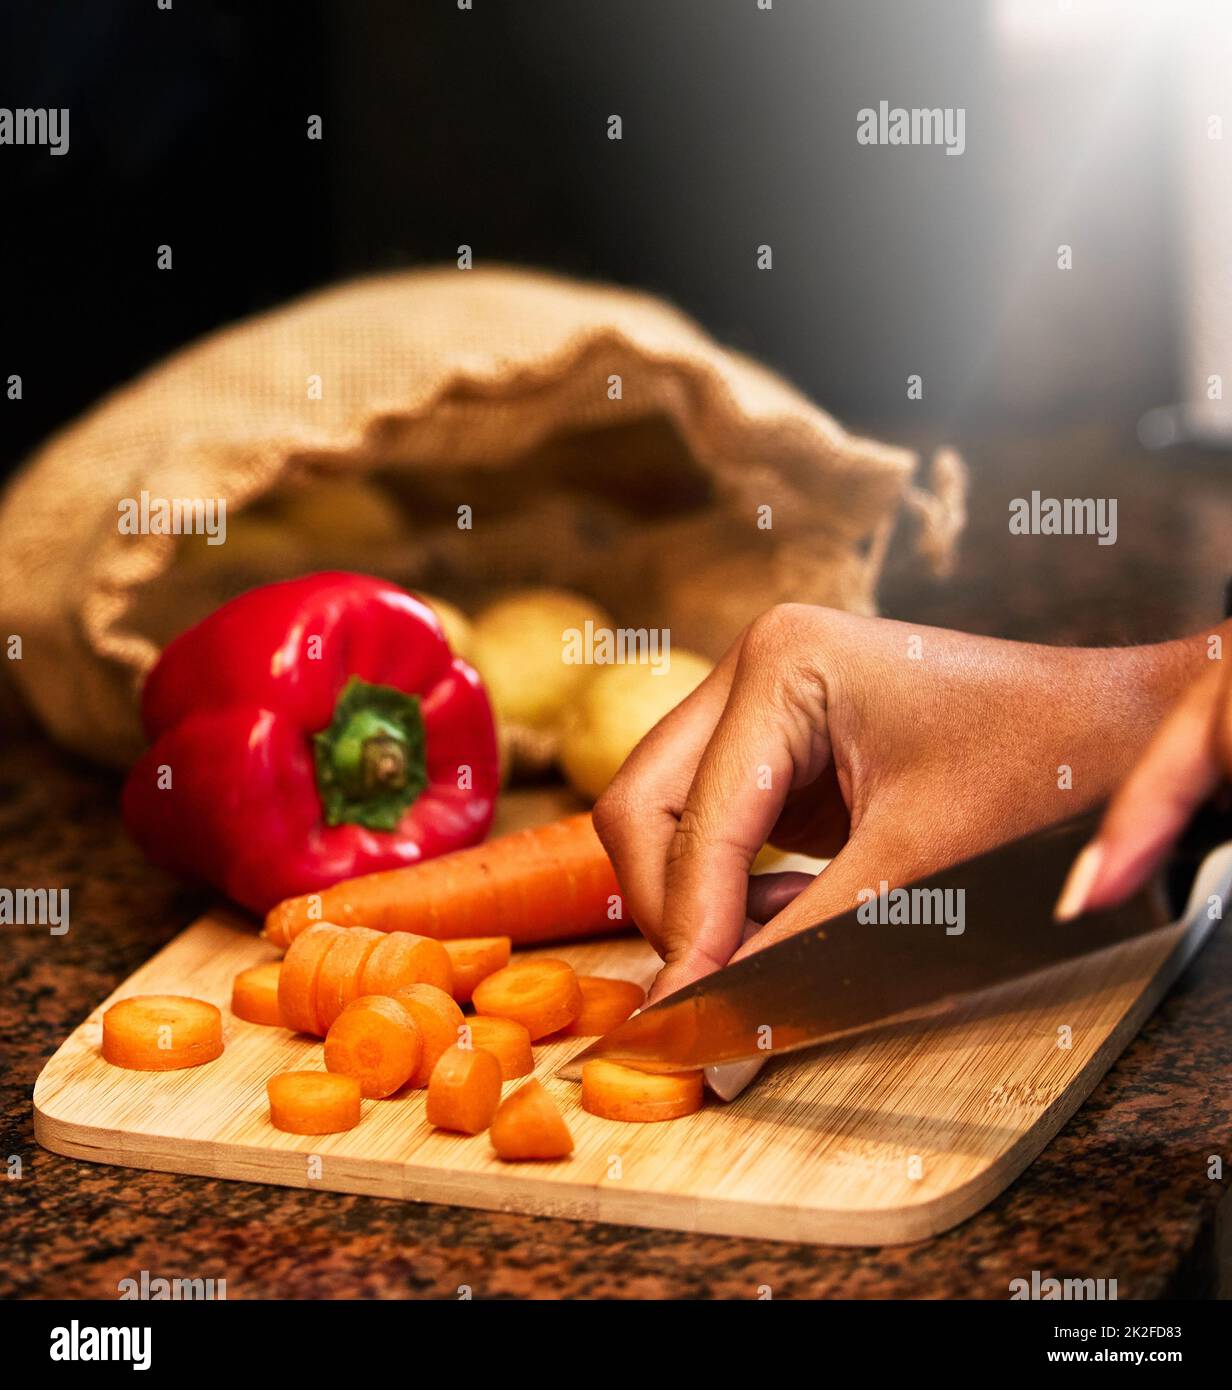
xmin=313 ymin=677 xmax=428 ymax=832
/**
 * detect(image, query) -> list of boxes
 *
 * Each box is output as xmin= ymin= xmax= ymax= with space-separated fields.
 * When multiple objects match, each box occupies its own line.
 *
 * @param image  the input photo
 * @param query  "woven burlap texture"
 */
xmin=0 ymin=266 xmax=964 ymax=767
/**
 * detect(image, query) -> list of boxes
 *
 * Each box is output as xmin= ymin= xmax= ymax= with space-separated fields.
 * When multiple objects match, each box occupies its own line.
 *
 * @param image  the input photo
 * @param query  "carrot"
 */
xmin=277 ymin=923 xmax=345 ymax=1035
xmin=464 ymin=1015 xmax=534 ymax=1081
xmin=442 ymin=936 xmax=511 ymax=1003
xmin=426 ymin=1044 xmax=503 ymax=1134
xmin=101 ymin=995 xmax=224 ymax=1071
xmin=314 ymin=927 xmax=384 ymax=1034
xmin=359 ymin=931 xmax=453 ymax=998
xmin=230 ymin=962 xmax=284 ymax=1027
xmin=268 ymin=1071 xmax=361 ymax=1134
xmin=561 ymin=976 xmax=645 ymax=1036
xmin=390 ymin=983 xmax=466 ymax=1088
xmin=490 ymin=1079 xmax=573 ymax=1160
xmin=263 ymin=813 xmax=622 ymax=948
xmin=472 ymin=958 xmax=582 ymax=1040
xmin=324 ymin=995 xmax=422 ymax=1099
xmin=581 ymin=1060 xmax=703 ymax=1122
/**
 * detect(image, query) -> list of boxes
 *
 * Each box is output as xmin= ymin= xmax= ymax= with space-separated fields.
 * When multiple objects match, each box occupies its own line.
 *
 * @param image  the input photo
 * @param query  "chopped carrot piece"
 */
xmin=581 ymin=1060 xmax=703 ymax=1122
xmin=264 ymin=813 xmax=621 ymax=948
xmin=464 ymin=1015 xmax=534 ymax=1081
xmin=390 ymin=983 xmax=466 ymax=1088
xmin=101 ymin=995 xmax=223 ymax=1071
xmin=426 ymin=1044 xmax=503 ymax=1134
xmin=315 ymin=927 xmax=384 ymax=1034
xmin=441 ymin=936 xmax=511 ymax=1003
xmin=472 ymin=958 xmax=582 ymax=1040
xmin=277 ymin=923 xmax=345 ymax=1035
xmin=561 ymin=976 xmax=645 ymax=1036
xmin=268 ymin=1071 xmax=361 ymax=1134
xmin=359 ymin=931 xmax=453 ymax=997
xmin=230 ymin=962 xmax=284 ymax=1027
xmin=490 ymin=1079 xmax=574 ymax=1160
xmin=324 ymin=995 xmax=422 ymax=1099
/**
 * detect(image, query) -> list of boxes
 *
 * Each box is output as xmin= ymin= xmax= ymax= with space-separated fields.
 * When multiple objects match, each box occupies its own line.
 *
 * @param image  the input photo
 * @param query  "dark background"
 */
xmin=0 ymin=0 xmax=1182 ymax=479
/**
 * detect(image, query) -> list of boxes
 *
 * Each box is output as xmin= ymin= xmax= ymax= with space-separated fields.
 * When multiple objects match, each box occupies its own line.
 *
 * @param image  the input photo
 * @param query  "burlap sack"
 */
xmin=0 ymin=266 xmax=964 ymax=769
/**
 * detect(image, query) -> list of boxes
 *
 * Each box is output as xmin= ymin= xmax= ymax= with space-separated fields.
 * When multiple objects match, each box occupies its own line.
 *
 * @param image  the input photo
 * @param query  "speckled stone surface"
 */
xmin=4 ymin=428 xmax=1232 ymax=1299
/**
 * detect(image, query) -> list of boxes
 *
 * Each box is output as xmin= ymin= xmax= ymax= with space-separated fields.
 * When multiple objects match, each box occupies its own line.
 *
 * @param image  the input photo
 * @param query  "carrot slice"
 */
xmin=101 ymin=995 xmax=223 ymax=1071
xmin=581 ymin=1059 xmax=703 ymax=1122
xmin=464 ymin=1015 xmax=534 ymax=1081
xmin=390 ymin=983 xmax=466 ymax=1088
xmin=490 ymin=1079 xmax=573 ymax=1160
xmin=267 ymin=1071 xmax=361 ymax=1134
xmin=442 ymin=936 xmax=511 ymax=1003
xmin=324 ymin=995 xmax=422 ymax=1099
xmin=426 ymin=1044 xmax=503 ymax=1134
xmin=561 ymin=976 xmax=645 ymax=1036
xmin=277 ymin=923 xmax=345 ymax=1035
xmin=359 ymin=931 xmax=453 ymax=998
xmin=315 ymin=927 xmax=384 ymax=1034
xmin=472 ymin=958 xmax=582 ymax=1040
xmin=264 ymin=813 xmax=622 ymax=948
xmin=230 ymin=962 xmax=284 ymax=1027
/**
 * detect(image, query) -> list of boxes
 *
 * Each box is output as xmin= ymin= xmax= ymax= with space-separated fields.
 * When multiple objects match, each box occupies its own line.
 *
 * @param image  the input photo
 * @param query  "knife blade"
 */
xmin=556 ymin=805 xmax=1229 ymax=1081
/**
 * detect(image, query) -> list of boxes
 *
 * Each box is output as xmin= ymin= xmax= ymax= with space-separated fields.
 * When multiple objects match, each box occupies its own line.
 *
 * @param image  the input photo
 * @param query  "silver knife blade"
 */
xmin=556 ymin=808 xmax=1189 ymax=1080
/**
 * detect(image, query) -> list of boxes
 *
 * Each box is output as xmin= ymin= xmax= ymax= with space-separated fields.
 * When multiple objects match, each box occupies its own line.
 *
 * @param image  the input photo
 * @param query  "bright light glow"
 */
xmin=995 ymin=0 xmax=1189 ymax=52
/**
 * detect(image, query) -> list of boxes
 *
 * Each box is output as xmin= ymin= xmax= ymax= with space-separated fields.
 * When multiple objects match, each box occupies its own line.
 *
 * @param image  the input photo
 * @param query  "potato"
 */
xmin=279 ymin=476 xmax=404 ymax=554
xmin=176 ymin=514 xmax=313 ymax=578
xmin=177 ymin=476 xmax=402 ymax=577
xmin=559 ymin=650 xmax=713 ymax=802
xmin=470 ymin=589 xmax=613 ymax=732
xmin=416 ymin=592 xmax=473 ymax=660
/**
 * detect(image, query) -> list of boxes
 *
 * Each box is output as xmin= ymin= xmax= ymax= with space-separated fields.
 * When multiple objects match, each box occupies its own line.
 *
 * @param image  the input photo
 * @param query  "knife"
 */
xmin=556 ymin=801 xmax=1232 ymax=1085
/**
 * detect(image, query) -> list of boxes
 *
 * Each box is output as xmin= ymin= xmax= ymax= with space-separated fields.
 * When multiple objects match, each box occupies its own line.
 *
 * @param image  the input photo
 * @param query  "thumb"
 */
xmin=648 ymin=835 xmax=877 ymax=1004
xmin=730 ymin=830 xmax=891 ymax=962
xmin=1056 ymin=659 xmax=1232 ymax=919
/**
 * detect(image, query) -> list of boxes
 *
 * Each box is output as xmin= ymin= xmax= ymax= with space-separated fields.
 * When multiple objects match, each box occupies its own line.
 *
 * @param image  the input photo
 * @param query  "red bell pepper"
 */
xmin=121 ymin=572 xmax=499 ymax=914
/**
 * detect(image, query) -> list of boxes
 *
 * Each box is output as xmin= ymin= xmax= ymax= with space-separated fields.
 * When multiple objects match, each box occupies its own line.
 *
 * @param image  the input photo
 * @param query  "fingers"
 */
xmin=592 ymin=640 xmax=741 ymax=948
xmin=1055 ymin=658 xmax=1232 ymax=918
xmin=746 ymin=871 xmax=815 ymax=924
xmin=729 ymin=832 xmax=890 ymax=961
xmin=651 ymin=635 xmax=831 ymax=999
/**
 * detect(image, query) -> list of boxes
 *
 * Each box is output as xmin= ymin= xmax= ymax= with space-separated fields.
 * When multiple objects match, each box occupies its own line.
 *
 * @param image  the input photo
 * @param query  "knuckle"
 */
xmin=661 ymin=937 xmax=729 ymax=979
xmin=741 ymin=603 xmax=830 ymax=674
xmin=591 ymin=783 xmax=633 ymax=849
xmin=745 ymin=602 xmax=806 ymax=649
xmin=666 ymin=805 xmax=706 ymax=866
xmin=666 ymin=806 xmax=753 ymax=874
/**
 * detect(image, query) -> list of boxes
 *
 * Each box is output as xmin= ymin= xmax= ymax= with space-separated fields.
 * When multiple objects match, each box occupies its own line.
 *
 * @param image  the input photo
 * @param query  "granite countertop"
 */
xmin=4 ymin=427 xmax=1231 ymax=1299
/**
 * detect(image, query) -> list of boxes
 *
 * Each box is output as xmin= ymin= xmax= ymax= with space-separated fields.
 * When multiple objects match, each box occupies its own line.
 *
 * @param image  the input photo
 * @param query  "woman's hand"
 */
xmin=1055 ymin=625 xmax=1232 ymax=920
xmin=594 ymin=605 xmax=1207 ymax=1003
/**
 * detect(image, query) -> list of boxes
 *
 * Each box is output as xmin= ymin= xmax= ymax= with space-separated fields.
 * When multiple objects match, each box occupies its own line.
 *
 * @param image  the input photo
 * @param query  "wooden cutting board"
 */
xmin=33 ymin=903 xmax=1216 ymax=1245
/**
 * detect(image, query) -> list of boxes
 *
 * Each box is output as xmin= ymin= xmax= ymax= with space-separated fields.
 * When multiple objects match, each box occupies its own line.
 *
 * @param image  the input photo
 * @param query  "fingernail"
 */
xmin=1054 ymin=841 xmax=1104 ymax=921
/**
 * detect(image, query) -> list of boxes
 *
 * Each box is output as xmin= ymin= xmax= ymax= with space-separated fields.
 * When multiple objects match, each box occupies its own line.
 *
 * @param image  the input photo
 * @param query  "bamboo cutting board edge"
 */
xmin=32 ymin=907 xmax=1220 ymax=1247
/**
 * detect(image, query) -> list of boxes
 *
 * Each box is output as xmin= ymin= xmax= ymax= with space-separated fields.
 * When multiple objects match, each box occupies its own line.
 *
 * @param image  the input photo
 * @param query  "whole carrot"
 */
xmin=264 ymin=813 xmax=625 ymax=949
